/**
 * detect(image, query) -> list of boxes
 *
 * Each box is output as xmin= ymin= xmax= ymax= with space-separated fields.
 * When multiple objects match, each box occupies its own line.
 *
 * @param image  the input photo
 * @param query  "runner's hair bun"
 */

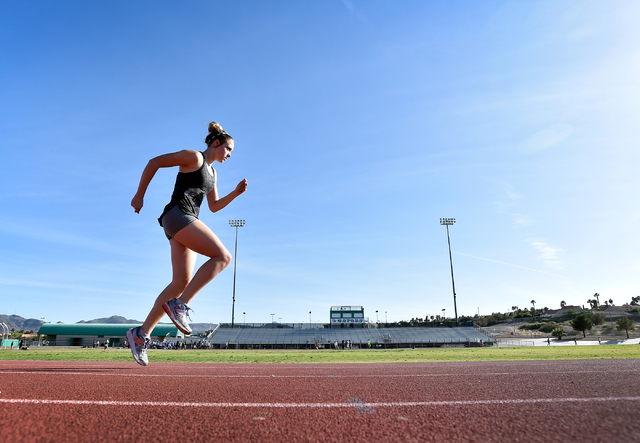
xmin=208 ymin=121 xmax=224 ymax=134
xmin=205 ymin=121 xmax=233 ymax=146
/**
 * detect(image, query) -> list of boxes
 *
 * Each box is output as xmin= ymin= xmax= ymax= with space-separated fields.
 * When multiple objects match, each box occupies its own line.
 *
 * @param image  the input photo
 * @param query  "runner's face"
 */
xmin=214 ymin=140 xmax=234 ymax=163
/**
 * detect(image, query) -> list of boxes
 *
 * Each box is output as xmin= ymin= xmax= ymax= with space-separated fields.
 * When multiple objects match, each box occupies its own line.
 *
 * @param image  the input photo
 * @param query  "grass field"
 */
xmin=0 ymin=346 xmax=638 ymax=363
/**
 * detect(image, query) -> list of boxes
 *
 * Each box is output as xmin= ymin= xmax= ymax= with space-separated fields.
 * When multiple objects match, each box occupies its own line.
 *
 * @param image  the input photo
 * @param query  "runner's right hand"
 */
xmin=131 ymin=195 xmax=144 ymax=213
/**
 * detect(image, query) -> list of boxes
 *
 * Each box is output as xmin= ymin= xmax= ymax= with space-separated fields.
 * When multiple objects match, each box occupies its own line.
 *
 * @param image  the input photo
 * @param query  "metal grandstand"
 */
xmin=207 ymin=323 xmax=494 ymax=349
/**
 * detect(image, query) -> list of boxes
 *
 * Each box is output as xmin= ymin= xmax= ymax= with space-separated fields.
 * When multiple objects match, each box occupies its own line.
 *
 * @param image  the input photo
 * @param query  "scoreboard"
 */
xmin=330 ymin=305 xmax=367 ymax=325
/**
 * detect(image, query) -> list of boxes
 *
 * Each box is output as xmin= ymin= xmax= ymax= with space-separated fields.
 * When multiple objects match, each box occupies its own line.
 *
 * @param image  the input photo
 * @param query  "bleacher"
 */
xmin=207 ymin=324 xmax=493 ymax=349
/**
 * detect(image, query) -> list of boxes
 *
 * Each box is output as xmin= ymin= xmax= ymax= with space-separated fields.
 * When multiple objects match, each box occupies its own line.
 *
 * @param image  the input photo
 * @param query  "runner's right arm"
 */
xmin=131 ymin=150 xmax=201 ymax=213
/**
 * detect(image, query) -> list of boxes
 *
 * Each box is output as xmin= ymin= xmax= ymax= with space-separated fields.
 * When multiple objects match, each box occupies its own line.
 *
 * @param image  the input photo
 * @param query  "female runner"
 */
xmin=127 ymin=121 xmax=247 ymax=366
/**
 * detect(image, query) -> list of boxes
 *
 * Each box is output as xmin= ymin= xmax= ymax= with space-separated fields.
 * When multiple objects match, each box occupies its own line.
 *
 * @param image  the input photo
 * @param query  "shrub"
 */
xmin=539 ymin=322 xmax=557 ymax=333
xmin=518 ymin=321 xmax=555 ymax=331
xmin=519 ymin=322 xmax=541 ymax=330
xmin=551 ymin=328 xmax=565 ymax=340
xmin=571 ymin=313 xmax=594 ymax=338
xmin=616 ymin=317 xmax=635 ymax=339
xmin=515 ymin=312 xmax=532 ymax=318
xmin=592 ymin=313 xmax=606 ymax=326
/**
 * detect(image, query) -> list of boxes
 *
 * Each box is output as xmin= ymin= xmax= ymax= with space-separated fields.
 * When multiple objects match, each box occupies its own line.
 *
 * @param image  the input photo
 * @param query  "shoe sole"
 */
xmin=163 ymin=302 xmax=192 ymax=335
xmin=126 ymin=329 xmax=148 ymax=367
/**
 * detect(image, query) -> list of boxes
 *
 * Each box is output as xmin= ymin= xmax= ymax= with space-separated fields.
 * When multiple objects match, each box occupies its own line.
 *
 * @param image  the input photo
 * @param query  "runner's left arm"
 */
xmin=206 ymin=179 xmax=248 ymax=213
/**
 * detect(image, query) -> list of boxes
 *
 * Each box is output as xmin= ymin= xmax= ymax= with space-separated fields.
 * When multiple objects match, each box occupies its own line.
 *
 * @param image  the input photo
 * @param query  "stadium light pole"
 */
xmin=309 ymin=311 xmax=312 ymax=329
xmin=229 ymin=220 xmax=245 ymax=328
xmin=440 ymin=218 xmax=459 ymax=326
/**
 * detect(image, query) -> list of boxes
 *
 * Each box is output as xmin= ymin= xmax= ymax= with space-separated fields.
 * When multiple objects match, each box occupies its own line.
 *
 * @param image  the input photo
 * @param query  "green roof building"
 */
xmin=38 ymin=323 xmax=183 ymax=347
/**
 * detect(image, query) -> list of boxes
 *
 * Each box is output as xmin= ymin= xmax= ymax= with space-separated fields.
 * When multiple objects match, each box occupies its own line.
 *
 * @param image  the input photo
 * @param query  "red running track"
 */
xmin=1 ymin=359 xmax=639 ymax=442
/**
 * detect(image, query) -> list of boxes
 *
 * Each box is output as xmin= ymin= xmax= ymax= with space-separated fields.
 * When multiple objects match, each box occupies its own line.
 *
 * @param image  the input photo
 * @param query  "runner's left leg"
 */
xmin=140 ymin=239 xmax=197 ymax=336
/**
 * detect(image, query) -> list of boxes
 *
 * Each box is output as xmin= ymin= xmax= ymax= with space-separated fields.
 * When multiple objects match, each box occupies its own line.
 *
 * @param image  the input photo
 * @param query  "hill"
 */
xmin=77 ymin=315 xmax=142 ymax=324
xmin=0 ymin=314 xmax=44 ymax=333
xmin=1 ymin=314 xmax=214 ymax=334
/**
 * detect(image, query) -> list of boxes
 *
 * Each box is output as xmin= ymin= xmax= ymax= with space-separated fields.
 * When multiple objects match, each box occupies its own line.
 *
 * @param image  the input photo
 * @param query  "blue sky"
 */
xmin=1 ymin=1 xmax=638 ymax=325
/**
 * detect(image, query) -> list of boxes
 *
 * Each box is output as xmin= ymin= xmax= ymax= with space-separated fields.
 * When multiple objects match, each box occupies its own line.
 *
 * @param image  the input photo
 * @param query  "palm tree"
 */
xmin=531 ymin=300 xmax=536 ymax=321
xmin=560 ymin=300 xmax=566 ymax=308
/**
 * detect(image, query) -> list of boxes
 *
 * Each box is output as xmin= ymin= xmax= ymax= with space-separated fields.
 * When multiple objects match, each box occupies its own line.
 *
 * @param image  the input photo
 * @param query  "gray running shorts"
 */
xmin=161 ymin=206 xmax=196 ymax=240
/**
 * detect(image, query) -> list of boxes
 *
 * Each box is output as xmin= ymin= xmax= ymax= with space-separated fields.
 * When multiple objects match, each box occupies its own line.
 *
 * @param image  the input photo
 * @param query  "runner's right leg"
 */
xmin=172 ymin=219 xmax=232 ymax=305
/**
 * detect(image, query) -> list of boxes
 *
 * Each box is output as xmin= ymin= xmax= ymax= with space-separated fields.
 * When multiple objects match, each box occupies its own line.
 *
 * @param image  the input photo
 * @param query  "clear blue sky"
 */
xmin=1 ymin=1 xmax=638 ymax=325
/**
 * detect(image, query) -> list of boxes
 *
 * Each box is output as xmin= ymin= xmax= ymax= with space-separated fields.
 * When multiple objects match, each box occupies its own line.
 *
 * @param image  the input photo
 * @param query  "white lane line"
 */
xmin=1 ymin=370 xmax=639 ymax=378
xmin=1 ymin=397 xmax=639 ymax=408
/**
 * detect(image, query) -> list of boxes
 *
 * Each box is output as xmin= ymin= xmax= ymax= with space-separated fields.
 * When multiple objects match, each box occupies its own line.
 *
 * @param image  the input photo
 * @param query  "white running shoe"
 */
xmin=126 ymin=327 xmax=150 ymax=366
xmin=162 ymin=298 xmax=193 ymax=335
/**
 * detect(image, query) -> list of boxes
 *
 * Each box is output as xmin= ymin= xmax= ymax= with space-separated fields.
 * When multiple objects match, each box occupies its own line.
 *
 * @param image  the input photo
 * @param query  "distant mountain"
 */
xmin=77 ymin=315 xmax=142 ymax=324
xmin=75 ymin=317 xmax=215 ymax=333
xmin=0 ymin=314 xmax=44 ymax=333
xmin=1 ymin=314 xmax=215 ymax=335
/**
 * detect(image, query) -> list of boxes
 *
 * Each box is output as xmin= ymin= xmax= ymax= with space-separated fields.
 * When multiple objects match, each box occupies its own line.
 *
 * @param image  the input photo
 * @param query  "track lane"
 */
xmin=1 ymin=360 xmax=639 ymax=442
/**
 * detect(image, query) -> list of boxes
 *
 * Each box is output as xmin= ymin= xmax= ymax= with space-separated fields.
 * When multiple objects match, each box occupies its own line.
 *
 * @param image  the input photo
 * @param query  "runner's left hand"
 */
xmin=235 ymin=179 xmax=248 ymax=195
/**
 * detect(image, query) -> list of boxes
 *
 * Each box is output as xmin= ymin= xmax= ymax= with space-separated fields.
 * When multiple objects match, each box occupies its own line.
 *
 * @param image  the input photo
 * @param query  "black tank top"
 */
xmin=158 ymin=152 xmax=216 ymax=226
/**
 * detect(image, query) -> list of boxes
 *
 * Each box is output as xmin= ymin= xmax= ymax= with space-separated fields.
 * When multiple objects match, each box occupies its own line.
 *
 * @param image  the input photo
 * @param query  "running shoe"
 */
xmin=126 ymin=327 xmax=150 ymax=367
xmin=162 ymin=298 xmax=193 ymax=335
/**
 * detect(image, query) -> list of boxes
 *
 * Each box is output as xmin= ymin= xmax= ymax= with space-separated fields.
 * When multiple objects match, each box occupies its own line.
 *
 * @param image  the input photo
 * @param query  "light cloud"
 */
xmin=0 ymin=218 xmax=142 ymax=257
xmin=492 ymin=180 xmax=522 ymax=213
xmin=511 ymin=214 xmax=534 ymax=227
xmin=492 ymin=181 xmax=563 ymax=270
xmin=454 ymin=251 xmax=565 ymax=278
xmin=519 ymin=123 xmax=574 ymax=154
xmin=491 ymin=181 xmax=536 ymax=228
xmin=0 ymin=278 xmax=150 ymax=298
xmin=527 ymin=239 xmax=563 ymax=268
xmin=339 ymin=0 xmax=371 ymax=26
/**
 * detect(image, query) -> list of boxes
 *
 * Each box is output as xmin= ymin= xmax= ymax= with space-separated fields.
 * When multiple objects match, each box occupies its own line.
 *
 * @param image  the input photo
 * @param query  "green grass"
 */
xmin=0 ymin=346 xmax=638 ymax=363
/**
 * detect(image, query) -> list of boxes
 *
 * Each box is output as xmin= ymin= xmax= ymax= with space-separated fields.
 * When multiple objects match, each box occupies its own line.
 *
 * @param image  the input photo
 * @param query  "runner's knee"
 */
xmin=171 ymin=275 xmax=191 ymax=292
xmin=220 ymin=250 xmax=232 ymax=269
